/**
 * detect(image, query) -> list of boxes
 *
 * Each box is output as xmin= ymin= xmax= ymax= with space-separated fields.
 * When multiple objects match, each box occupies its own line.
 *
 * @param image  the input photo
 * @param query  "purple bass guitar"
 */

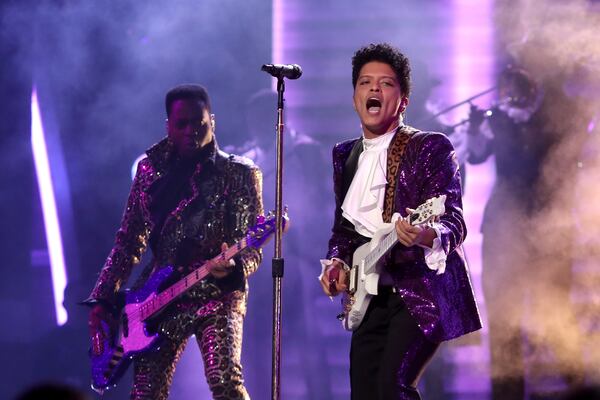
xmin=90 ymin=211 xmax=288 ymax=393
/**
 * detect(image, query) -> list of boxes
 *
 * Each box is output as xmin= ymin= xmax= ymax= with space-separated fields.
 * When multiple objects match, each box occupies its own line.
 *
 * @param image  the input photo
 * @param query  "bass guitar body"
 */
xmin=91 ymin=266 xmax=172 ymax=391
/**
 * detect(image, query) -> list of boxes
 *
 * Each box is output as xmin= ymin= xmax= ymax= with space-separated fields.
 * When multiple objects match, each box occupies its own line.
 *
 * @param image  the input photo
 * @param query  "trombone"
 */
xmin=416 ymin=66 xmax=539 ymax=130
xmin=417 ymin=86 xmax=496 ymax=126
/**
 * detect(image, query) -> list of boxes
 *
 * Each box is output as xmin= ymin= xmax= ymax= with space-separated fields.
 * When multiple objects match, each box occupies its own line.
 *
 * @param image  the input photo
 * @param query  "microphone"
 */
xmin=261 ymin=63 xmax=302 ymax=79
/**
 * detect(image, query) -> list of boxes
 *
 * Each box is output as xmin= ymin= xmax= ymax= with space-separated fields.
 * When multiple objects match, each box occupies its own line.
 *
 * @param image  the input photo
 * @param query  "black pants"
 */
xmin=350 ymin=290 xmax=439 ymax=400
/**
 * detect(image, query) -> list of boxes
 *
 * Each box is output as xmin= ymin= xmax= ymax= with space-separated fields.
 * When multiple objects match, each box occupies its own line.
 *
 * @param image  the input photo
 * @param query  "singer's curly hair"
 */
xmin=352 ymin=43 xmax=411 ymax=97
xmin=165 ymin=84 xmax=211 ymax=117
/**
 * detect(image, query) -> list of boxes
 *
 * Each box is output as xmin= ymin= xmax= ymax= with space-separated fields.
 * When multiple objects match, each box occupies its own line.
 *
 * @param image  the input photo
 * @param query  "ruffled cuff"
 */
xmin=418 ymin=224 xmax=447 ymax=274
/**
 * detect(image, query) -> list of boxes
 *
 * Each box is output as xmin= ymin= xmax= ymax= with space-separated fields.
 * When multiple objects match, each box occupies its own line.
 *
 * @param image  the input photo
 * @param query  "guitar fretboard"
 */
xmin=363 ymin=214 xmax=427 ymax=271
xmin=364 ymin=231 xmax=398 ymax=269
xmin=137 ymin=239 xmax=247 ymax=321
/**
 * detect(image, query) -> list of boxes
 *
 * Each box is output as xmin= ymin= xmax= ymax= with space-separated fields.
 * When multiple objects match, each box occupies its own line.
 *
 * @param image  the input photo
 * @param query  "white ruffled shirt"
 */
xmin=341 ymin=129 xmax=396 ymax=237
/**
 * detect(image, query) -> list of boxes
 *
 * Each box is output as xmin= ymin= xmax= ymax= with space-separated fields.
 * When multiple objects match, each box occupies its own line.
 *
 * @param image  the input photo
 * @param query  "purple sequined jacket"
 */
xmin=327 ymin=129 xmax=481 ymax=342
xmin=87 ymin=138 xmax=263 ymax=339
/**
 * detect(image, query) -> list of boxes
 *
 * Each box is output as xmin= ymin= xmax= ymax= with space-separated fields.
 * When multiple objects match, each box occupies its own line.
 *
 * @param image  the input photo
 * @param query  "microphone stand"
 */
xmin=271 ymin=76 xmax=285 ymax=400
xmin=261 ymin=62 xmax=301 ymax=400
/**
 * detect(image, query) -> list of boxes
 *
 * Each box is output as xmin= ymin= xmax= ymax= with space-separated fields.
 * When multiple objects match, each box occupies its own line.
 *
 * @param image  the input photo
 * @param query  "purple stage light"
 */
xmin=31 ymin=87 xmax=68 ymax=326
xmin=273 ymin=0 xmax=282 ymax=63
xmin=448 ymin=0 xmax=495 ymax=394
xmin=450 ymin=0 xmax=495 ymax=279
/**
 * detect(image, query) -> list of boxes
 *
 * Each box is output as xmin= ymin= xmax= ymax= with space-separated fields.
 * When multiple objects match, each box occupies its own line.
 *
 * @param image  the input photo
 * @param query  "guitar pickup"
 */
xmin=348 ymin=266 xmax=358 ymax=295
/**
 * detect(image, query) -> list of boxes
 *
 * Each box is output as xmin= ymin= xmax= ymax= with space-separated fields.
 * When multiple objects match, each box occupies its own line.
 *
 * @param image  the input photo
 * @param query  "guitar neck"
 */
xmin=364 ymin=230 xmax=398 ymax=270
xmin=363 ymin=215 xmax=427 ymax=270
xmin=140 ymin=238 xmax=248 ymax=320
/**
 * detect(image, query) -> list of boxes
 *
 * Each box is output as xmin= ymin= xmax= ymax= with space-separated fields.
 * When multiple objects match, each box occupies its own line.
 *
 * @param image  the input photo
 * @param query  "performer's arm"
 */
xmin=322 ymin=144 xmax=364 ymax=295
xmin=418 ymin=134 xmax=467 ymax=257
xmin=87 ymin=159 xmax=152 ymax=307
xmin=86 ymin=160 xmax=151 ymax=349
xmin=467 ymin=105 xmax=494 ymax=164
xmin=227 ymin=163 xmax=264 ymax=278
xmin=391 ymin=134 xmax=466 ymax=274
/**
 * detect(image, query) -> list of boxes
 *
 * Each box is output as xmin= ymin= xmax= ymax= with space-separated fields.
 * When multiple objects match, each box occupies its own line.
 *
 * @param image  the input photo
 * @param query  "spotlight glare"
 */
xmin=31 ymin=87 xmax=68 ymax=326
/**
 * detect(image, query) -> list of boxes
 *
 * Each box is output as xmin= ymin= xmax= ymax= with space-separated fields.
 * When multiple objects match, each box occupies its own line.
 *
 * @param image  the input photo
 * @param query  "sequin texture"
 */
xmin=88 ymin=138 xmax=262 ymax=399
xmin=327 ymin=128 xmax=481 ymax=342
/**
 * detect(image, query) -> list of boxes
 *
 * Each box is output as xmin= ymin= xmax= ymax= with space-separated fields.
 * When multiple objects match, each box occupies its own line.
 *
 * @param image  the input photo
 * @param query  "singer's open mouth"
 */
xmin=366 ymin=98 xmax=382 ymax=113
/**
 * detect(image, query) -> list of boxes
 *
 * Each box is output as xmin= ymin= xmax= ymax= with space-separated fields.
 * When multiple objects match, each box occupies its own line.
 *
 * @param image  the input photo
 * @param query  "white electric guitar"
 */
xmin=339 ymin=195 xmax=446 ymax=331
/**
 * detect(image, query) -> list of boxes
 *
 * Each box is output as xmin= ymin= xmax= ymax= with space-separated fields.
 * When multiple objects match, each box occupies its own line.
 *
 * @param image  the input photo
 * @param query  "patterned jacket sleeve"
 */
xmin=88 ymin=160 xmax=152 ymax=305
xmin=416 ymin=133 xmax=467 ymax=256
xmin=229 ymin=162 xmax=264 ymax=278
xmin=326 ymin=143 xmax=366 ymax=266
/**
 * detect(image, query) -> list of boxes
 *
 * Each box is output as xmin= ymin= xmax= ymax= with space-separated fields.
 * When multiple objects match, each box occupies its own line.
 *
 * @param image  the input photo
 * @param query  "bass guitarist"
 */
xmin=85 ymin=84 xmax=263 ymax=399
xmin=319 ymin=43 xmax=481 ymax=400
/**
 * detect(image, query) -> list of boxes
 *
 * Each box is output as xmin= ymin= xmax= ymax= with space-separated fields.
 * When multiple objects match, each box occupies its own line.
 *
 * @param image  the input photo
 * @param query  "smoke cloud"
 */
xmin=492 ymin=0 xmax=600 ymax=386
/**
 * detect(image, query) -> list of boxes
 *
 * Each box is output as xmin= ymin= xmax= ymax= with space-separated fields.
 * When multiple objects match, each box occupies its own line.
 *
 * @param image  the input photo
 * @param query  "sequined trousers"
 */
xmin=130 ymin=290 xmax=250 ymax=400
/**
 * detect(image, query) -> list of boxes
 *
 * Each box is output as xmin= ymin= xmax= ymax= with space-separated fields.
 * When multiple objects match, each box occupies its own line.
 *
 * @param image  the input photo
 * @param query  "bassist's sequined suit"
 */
xmin=88 ymin=138 xmax=263 ymax=399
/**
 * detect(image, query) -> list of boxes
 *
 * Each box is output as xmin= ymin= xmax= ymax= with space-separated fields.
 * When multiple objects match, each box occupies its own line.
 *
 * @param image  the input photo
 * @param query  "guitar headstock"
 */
xmin=246 ymin=209 xmax=290 ymax=248
xmin=409 ymin=195 xmax=446 ymax=226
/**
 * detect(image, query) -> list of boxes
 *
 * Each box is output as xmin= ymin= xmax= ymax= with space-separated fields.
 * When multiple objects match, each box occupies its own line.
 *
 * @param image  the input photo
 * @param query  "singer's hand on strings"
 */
xmin=395 ymin=208 xmax=435 ymax=248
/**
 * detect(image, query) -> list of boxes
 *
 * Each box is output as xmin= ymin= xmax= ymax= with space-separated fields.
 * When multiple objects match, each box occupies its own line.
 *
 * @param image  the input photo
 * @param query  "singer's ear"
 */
xmin=165 ymin=118 xmax=169 ymax=132
xmin=400 ymin=97 xmax=409 ymax=113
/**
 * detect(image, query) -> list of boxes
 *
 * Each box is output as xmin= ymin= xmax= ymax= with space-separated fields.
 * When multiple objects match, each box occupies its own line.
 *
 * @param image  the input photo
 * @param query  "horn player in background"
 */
xmin=466 ymin=65 xmax=590 ymax=399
